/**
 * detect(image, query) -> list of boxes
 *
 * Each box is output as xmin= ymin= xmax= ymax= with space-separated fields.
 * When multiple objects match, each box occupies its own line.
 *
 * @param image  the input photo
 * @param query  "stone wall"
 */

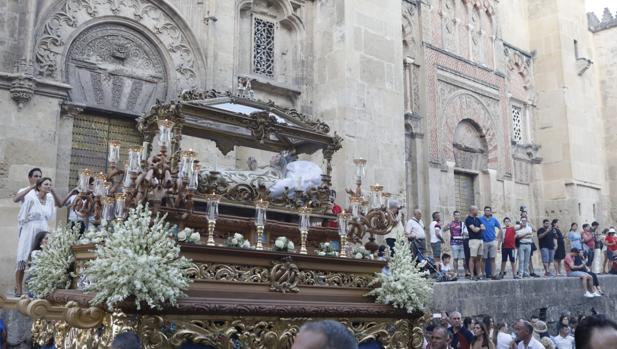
xmin=431 ymin=276 xmax=617 ymax=331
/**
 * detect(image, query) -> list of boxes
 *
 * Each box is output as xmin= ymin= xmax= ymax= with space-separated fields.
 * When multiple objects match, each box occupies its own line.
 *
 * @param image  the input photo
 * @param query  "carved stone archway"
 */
xmin=34 ymin=0 xmax=205 ymax=93
xmin=66 ymin=23 xmax=168 ymax=113
xmin=439 ymin=92 xmax=499 ymax=170
xmin=453 ymin=119 xmax=488 ymax=171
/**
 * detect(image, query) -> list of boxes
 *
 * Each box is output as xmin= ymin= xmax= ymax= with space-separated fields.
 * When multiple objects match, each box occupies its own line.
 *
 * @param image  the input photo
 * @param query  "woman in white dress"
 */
xmin=15 ymin=177 xmax=56 ymax=296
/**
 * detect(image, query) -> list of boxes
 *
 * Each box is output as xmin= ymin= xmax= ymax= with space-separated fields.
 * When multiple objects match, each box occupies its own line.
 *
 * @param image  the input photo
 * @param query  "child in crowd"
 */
xmin=437 ymin=253 xmax=458 ymax=281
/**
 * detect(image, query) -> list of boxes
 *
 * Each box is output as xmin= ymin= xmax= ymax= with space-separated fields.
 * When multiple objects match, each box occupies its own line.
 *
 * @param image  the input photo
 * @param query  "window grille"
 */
xmin=252 ymin=17 xmax=275 ymax=77
xmin=511 ymin=106 xmax=523 ymax=143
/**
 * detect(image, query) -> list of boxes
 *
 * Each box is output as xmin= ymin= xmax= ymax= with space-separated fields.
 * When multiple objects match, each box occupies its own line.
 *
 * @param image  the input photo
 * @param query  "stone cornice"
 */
xmin=0 ymin=71 xmax=71 ymax=101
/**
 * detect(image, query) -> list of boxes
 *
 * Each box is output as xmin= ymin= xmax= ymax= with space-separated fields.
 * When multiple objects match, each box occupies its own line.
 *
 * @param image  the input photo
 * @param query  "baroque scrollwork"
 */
xmin=270 ymin=257 xmax=300 ymax=293
xmin=34 ymin=0 xmax=202 ymax=91
xmin=187 ymin=263 xmax=270 ymax=283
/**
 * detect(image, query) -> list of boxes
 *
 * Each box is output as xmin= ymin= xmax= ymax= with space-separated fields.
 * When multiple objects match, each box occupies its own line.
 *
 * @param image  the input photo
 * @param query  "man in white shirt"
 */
xmin=429 ymin=211 xmax=444 ymax=263
xmin=515 ymin=320 xmax=544 ymax=349
xmin=552 ymin=324 xmax=574 ymax=349
xmin=516 ymin=218 xmax=534 ymax=278
xmin=406 ymin=209 xmax=426 ymax=258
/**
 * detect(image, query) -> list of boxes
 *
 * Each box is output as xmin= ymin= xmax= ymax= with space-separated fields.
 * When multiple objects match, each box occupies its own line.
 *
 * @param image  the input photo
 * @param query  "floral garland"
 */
xmin=225 ymin=233 xmax=251 ymax=248
xmin=84 ymin=204 xmax=192 ymax=310
xmin=27 ymin=224 xmax=81 ymax=298
xmin=367 ymin=229 xmax=433 ymax=313
xmin=316 ymin=241 xmax=338 ymax=257
xmin=273 ymin=236 xmax=295 ymax=252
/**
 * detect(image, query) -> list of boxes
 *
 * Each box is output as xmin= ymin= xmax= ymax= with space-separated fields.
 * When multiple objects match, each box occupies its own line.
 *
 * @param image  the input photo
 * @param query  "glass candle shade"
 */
xmin=93 ymin=172 xmax=107 ymax=197
xmin=127 ymin=147 xmax=143 ymax=174
xmin=114 ymin=193 xmax=126 ymax=220
xmin=205 ymin=193 xmax=222 ymax=221
xmin=101 ymin=196 xmax=115 ymax=221
xmin=157 ymin=119 xmax=174 ymax=148
xmin=337 ymin=211 xmax=350 ymax=236
xmin=369 ymin=183 xmax=384 ymax=209
xmin=122 ymin=165 xmax=133 ymax=188
xmin=188 ymin=164 xmax=200 ymax=191
xmin=141 ymin=141 xmax=149 ymax=161
xmin=298 ymin=207 xmax=311 ymax=232
xmin=255 ymin=199 xmax=269 ymax=227
xmin=108 ymin=140 xmax=120 ymax=164
xmin=350 ymin=196 xmax=363 ymax=219
xmin=78 ymin=169 xmax=92 ymax=193
xmin=103 ymin=181 xmax=112 ymax=196
xmin=353 ymin=158 xmax=367 ymax=181
xmin=382 ymin=192 xmax=391 ymax=211
xmin=179 ymin=150 xmax=196 ymax=179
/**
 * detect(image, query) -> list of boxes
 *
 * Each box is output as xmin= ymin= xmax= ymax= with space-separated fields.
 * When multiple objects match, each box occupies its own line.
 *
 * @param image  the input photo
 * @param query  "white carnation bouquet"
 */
xmin=273 ymin=236 xmax=295 ymax=252
xmin=316 ymin=241 xmax=338 ymax=257
xmin=352 ymin=246 xmax=374 ymax=260
xmin=176 ymin=227 xmax=201 ymax=244
xmin=27 ymin=224 xmax=81 ymax=298
xmin=77 ymin=223 xmax=108 ymax=245
xmin=84 ymin=204 xmax=192 ymax=310
xmin=224 ymin=233 xmax=251 ymax=248
xmin=367 ymin=229 xmax=433 ymax=313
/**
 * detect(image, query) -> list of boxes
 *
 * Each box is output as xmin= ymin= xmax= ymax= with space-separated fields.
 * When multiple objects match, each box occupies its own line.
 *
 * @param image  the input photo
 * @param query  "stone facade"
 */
xmin=0 ymin=0 xmax=615 ymax=291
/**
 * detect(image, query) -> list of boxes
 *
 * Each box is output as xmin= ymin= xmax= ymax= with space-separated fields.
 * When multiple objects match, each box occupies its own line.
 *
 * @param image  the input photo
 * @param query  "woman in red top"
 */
xmin=498 ymin=217 xmax=517 ymax=279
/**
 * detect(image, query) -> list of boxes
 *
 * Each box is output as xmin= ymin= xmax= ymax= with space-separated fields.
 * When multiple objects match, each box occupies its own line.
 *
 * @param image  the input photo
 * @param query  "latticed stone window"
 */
xmin=511 ymin=106 xmax=523 ymax=143
xmin=252 ymin=17 xmax=275 ymax=77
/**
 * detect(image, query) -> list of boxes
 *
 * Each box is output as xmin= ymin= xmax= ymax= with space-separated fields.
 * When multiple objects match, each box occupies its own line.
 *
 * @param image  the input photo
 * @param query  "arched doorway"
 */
xmin=452 ymin=120 xmax=488 ymax=211
xmin=65 ymin=23 xmax=168 ymax=113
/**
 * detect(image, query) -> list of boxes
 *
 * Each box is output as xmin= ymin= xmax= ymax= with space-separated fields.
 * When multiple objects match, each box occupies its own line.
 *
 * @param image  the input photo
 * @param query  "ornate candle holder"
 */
xmin=350 ymin=196 xmax=363 ymax=219
xmin=298 ymin=207 xmax=311 ymax=255
xmin=188 ymin=163 xmax=200 ymax=191
xmin=128 ymin=147 xmax=143 ymax=174
xmin=179 ymin=149 xmax=196 ymax=180
xmin=205 ymin=193 xmax=221 ymax=246
xmin=255 ymin=199 xmax=269 ymax=251
xmin=353 ymin=158 xmax=367 ymax=196
xmin=338 ymin=211 xmax=351 ymax=258
xmin=93 ymin=172 xmax=107 ymax=197
xmin=101 ymin=196 xmax=115 ymax=221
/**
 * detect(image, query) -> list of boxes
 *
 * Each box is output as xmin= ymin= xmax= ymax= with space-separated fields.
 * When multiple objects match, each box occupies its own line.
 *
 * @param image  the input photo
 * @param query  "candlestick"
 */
xmin=298 ymin=207 xmax=311 ymax=255
xmin=255 ymin=199 xmax=269 ymax=250
xmin=337 ymin=211 xmax=351 ymax=258
xmin=114 ymin=193 xmax=127 ymax=221
xmin=205 ymin=193 xmax=221 ymax=246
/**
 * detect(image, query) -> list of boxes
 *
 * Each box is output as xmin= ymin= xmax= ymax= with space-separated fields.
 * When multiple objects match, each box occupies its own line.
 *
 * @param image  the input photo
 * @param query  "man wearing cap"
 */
xmin=383 ymin=200 xmax=403 ymax=256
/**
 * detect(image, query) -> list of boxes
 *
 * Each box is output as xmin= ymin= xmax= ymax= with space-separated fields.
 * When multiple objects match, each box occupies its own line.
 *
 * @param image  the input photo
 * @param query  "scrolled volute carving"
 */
xmin=270 ymin=257 xmax=300 ymax=293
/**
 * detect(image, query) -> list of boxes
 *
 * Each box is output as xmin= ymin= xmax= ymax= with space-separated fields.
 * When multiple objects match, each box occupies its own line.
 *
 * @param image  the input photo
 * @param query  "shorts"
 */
xmin=431 ymin=242 xmax=442 ymax=258
xmin=541 ymin=248 xmax=555 ymax=263
xmin=483 ymin=240 xmax=497 ymax=258
xmin=469 ymin=239 xmax=484 ymax=257
xmin=501 ymin=248 xmax=515 ymax=263
xmin=451 ymin=244 xmax=465 ymax=260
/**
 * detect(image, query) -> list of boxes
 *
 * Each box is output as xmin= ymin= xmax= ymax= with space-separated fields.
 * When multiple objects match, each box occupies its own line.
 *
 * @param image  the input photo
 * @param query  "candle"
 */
xmin=93 ymin=172 xmax=107 ymax=196
xmin=123 ymin=164 xmax=132 ymax=188
xmin=188 ymin=164 xmax=200 ymax=191
xmin=141 ymin=141 xmax=149 ymax=161
xmin=114 ymin=193 xmax=126 ymax=220
xmin=206 ymin=193 xmax=221 ymax=221
xmin=127 ymin=147 xmax=143 ymax=174
xmin=255 ymin=199 xmax=269 ymax=227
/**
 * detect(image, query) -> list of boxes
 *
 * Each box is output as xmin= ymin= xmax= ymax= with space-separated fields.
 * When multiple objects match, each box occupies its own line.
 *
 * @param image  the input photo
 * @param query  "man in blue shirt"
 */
xmin=479 ymin=206 xmax=501 ymax=279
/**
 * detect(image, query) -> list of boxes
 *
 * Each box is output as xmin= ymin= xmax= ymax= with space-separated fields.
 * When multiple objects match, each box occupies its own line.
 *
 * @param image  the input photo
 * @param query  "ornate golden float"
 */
xmin=0 ymin=90 xmax=425 ymax=348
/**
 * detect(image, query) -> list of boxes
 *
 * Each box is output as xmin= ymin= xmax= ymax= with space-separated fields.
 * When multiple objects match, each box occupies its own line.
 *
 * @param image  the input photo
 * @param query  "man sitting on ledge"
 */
xmin=564 ymin=248 xmax=601 ymax=298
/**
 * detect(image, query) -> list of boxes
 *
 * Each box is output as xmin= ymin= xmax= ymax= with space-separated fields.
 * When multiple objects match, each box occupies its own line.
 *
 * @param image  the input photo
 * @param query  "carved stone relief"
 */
xmin=66 ymin=24 xmax=167 ymax=113
xmin=437 ymin=81 xmax=502 ymax=172
xmin=442 ymin=0 xmax=457 ymax=54
xmin=34 ymin=0 xmax=203 ymax=93
xmin=453 ymin=120 xmax=488 ymax=171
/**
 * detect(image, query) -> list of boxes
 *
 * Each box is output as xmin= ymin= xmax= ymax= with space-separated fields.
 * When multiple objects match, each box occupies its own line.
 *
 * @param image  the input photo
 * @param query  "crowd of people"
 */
xmin=102 ymin=315 xmax=617 ymax=349
xmin=424 ymin=311 xmax=617 ymax=349
xmin=384 ymin=203 xmax=617 ymax=297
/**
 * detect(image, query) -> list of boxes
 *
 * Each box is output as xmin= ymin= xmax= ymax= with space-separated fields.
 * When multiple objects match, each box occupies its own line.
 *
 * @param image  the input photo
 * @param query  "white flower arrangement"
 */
xmin=352 ymin=246 xmax=374 ymax=260
xmin=77 ymin=224 xmax=108 ymax=245
xmin=316 ymin=241 xmax=338 ymax=257
xmin=273 ymin=236 xmax=295 ymax=252
xmin=176 ymin=227 xmax=201 ymax=244
xmin=367 ymin=229 xmax=433 ymax=313
xmin=84 ymin=204 xmax=192 ymax=310
xmin=27 ymin=224 xmax=81 ymax=298
xmin=224 ymin=233 xmax=251 ymax=249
